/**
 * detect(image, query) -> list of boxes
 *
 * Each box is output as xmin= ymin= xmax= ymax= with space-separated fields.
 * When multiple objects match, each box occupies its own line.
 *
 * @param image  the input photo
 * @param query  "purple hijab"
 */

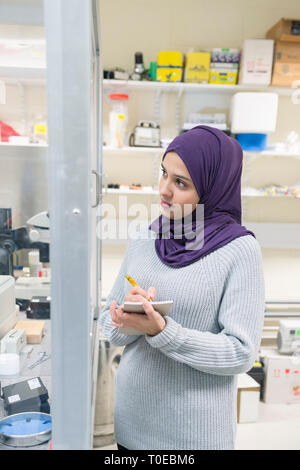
xmin=149 ymin=125 xmax=255 ymax=268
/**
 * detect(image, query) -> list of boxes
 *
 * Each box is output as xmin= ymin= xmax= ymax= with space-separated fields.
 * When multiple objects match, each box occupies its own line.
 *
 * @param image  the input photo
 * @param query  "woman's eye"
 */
xmin=161 ymin=168 xmax=167 ymax=176
xmin=176 ymin=179 xmax=186 ymax=187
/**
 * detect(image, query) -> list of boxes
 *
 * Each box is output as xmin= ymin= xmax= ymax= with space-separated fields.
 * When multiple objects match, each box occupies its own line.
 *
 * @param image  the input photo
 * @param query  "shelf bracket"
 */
xmin=154 ymin=89 xmax=161 ymax=125
xmin=176 ymin=87 xmax=184 ymax=136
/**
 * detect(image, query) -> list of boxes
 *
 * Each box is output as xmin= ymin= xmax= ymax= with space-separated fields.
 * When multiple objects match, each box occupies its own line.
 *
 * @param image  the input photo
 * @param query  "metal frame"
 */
xmin=44 ymin=0 xmax=101 ymax=449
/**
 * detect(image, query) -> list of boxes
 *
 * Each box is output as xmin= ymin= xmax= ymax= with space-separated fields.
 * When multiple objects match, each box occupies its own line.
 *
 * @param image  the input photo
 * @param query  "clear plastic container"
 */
xmin=108 ymin=93 xmax=129 ymax=147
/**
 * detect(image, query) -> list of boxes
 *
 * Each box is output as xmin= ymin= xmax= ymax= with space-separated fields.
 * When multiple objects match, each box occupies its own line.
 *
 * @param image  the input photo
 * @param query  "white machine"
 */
xmin=277 ymin=320 xmax=300 ymax=354
xmin=0 ymin=276 xmax=19 ymax=340
xmin=27 ymin=211 xmax=50 ymax=244
xmin=14 ymin=212 xmax=51 ymax=300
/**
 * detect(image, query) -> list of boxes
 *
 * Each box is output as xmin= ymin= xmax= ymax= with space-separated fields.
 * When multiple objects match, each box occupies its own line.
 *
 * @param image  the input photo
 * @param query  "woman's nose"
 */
xmin=159 ymin=177 xmax=172 ymax=198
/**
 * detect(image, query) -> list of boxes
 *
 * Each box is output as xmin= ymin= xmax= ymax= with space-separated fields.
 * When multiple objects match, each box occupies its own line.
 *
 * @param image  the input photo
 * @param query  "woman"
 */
xmin=100 ymin=125 xmax=265 ymax=450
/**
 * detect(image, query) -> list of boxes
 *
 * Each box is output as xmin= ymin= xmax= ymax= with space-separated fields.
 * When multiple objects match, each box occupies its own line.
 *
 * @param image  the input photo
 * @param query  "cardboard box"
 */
xmin=271 ymin=41 xmax=300 ymax=86
xmin=184 ymin=51 xmax=210 ymax=83
xmin=267 ymin=18 xmax=300 ymax=43
xmin=261 ymin=349 xmax=300 ymax=404
xmin=157 ymin=51 xmax=183 ymax=82
xmin=237 ymin=373 xmax=260 ymax=423
xmin=238 ymin=39 xmax=274 ymax=85
xmin=15 ymin=320 xmax=45 ymax=344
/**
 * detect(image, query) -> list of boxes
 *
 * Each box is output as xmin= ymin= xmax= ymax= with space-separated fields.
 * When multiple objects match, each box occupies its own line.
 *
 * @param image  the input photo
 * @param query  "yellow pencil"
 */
xmin=126 ymin=275 xmax=153 ymax=301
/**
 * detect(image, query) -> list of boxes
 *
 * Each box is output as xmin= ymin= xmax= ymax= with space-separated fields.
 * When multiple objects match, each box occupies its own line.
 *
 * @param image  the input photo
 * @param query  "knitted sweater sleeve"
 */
xmin=99 ymin=244 xmax=140 ymax=346
xmin=145 ymin=237 xmax=265 ymax=376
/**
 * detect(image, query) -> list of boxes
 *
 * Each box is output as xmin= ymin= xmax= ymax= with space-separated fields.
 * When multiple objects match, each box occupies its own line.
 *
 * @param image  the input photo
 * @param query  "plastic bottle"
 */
xmin=108 ymin=93 xmax=129 ymax=148
xmin=31 ymin=114 xmax=48 ymax=144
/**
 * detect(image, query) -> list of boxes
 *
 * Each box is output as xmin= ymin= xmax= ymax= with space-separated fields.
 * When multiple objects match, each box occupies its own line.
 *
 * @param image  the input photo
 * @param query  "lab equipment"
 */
xmin=129 ymin=120 xmax=161 ymax=147
xmin=27 ymin=211 xmax=50 ymax=244
xmin=28 ymin=250 xmax=42 ymax=277
xmin=26 ymin=296 xmax=51 ymax=320
xmin=0 ymin=412 xmax=52 ymax=447
xmin=0 ymin=328 xmax=26 ymax=354
xmin=108 ymin=93 xmax=129 ymax=148
xmin=0 ymin=353 xmax=20 ymax=375
xmin=182 ymin=113 xmax=228 ymax=132
xmin=0 ymin=208 xmax=49 ymax=276
xmin=0 ymin=276 xmax=19 ymax=341
xmin=230 ymin=92 xmax=278 ymax=150
xmin=130 ymin=51 xmax=145 ymax=80
xmin=1 ymin=377 xmax=50 ymax=415
xmin=28 ymin=352 xmax=51 ymax=369
xmin=277 ymin=320 xmax=300 ymax=354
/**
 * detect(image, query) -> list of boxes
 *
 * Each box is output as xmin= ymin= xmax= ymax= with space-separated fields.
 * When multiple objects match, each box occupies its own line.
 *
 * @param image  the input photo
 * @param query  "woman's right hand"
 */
xmin=124 ymin=285 xmax=156 ymax=303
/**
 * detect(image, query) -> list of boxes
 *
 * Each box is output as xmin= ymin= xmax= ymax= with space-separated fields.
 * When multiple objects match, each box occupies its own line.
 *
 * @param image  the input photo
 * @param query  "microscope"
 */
xmin=0 ymin=209 xmax=50 ymax=306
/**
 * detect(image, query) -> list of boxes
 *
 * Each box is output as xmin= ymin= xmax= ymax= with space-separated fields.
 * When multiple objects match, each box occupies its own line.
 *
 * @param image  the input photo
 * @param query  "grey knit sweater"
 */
xmin=100 ymin=233 xmax=265 ymax=450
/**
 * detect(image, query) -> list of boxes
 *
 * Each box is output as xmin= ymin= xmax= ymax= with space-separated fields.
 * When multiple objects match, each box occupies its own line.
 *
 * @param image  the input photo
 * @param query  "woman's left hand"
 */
xmin=110 ymin=299 xmax=166 ymax=336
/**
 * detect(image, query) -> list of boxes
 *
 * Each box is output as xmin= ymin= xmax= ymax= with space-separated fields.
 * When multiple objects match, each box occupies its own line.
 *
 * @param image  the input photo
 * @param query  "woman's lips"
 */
xmin=161 ymin=199 xmax=172 ymax=208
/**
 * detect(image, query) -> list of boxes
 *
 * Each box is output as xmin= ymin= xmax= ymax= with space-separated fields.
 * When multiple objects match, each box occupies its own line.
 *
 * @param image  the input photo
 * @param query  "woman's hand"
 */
xmin=124 ymin=285 xmax=156 ymax=303
xmin=109 ymin=299 xmax=166 ymax=336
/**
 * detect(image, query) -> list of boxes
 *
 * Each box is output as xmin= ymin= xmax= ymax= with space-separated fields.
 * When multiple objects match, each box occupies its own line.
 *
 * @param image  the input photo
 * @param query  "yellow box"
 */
xmin=184 ymin=52 xmax=211 ymax=83
xmin=157 ymin=51 xmax=183 ymax=82
xmin=209 ymin=68 xmax=238 ymax=85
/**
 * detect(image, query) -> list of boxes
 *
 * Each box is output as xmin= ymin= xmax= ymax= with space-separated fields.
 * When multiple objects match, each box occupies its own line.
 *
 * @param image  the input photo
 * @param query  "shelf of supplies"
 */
xmin=0 ymin=66 xmax=46 ymax=84
xmin=0 ymin=142 xmax=47 ymax=148
xmin=103 ymin=79 xmax=298 ymax=96
xmin=104 ymin=188 xmax=159 ymax=195
xmin=103 ymin=146 xmax=164 ymax=154
xmin=244 ymin=150 xmax=300 ymax=159
xmin=242 ymin=190 xmax=300 ymax=199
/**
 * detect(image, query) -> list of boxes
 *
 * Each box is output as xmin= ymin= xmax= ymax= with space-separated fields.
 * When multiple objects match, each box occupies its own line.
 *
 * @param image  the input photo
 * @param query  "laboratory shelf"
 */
xmin=0 ymin=142 xmax=47 ymax=148
xmin=242 ymin=190 xmax=300 ymax=199
xmin=0 ymin=66 xmax=46 ymax=84
xmin=103 ymin=79 xmax=298 ymax=96
xmin=243 ymin=150 xmax=300 ymax=159
xmin=103 ymin=145 xmax=164 ymax=154
xmin=104 ymin=188 xmax=159 ymax=195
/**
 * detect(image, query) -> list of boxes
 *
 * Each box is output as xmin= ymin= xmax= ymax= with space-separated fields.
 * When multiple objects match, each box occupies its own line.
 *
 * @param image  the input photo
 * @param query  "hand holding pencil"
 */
xmin=125 ymin=275 xmax=155 ymax=302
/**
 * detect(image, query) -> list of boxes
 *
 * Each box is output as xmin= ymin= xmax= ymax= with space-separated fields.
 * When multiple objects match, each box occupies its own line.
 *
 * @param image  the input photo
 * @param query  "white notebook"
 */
xmin=119 ymin=300 xmax=173 ymax=335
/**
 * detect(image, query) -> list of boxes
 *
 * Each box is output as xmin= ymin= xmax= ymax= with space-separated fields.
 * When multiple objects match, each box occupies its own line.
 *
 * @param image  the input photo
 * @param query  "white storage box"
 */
xmin=239 ymin=39 xmax=274 ymax=85
xmin=261 ymin=348 xmax=300 ymax=404
xmin=230 ymin=92 xmax=278 ymax=134
xmin=237 ymin=373 xmax=260 ymax=423
xmin=0 ymin=305 xmax=19 ymax=340
xmin=0 ymin=276 xmax=16 ymax=324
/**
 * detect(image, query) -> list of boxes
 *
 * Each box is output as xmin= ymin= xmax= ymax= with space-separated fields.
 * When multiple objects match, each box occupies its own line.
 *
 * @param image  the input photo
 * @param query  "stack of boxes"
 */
xmin=266 ymin=18 xmax=300 ymax=87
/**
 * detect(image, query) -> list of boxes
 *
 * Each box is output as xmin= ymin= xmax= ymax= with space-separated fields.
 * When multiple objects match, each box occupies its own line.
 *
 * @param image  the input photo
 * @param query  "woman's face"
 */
xmin=159 ymin=151 xmax=200 ymax=219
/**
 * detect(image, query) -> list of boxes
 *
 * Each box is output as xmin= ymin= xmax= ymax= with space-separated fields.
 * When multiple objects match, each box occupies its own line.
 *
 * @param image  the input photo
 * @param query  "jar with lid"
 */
xmin=108 ymin=93 xmax=129 ymax=148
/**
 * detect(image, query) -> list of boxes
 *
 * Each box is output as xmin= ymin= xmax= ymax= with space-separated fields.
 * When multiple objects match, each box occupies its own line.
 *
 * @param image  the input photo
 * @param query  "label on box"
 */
xmin=8 ymin=394 xmax=20 ymax=404
xmin=27 ymin=378 xmax=41 ymax=390
xmin=34 ymin=124 xmax=47 ymax=134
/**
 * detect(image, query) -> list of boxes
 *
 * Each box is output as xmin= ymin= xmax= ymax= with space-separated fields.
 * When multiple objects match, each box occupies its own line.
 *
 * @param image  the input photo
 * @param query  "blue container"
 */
xmin=235 ymin=133 xmax=267 ymax=151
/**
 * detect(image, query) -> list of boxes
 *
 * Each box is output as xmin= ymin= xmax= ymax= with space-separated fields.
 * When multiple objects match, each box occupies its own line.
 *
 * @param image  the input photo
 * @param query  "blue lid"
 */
xmin=0 ymin=412 xmax=52 ymax=437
